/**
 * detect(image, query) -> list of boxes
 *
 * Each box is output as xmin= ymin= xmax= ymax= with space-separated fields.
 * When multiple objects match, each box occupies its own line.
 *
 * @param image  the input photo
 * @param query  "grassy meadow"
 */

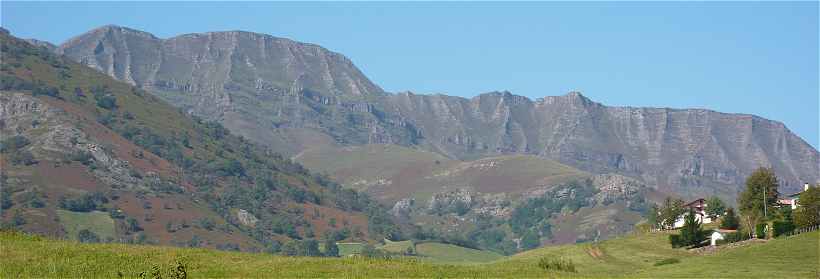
xmin=1 ymin=229 xmax=817 ymax=278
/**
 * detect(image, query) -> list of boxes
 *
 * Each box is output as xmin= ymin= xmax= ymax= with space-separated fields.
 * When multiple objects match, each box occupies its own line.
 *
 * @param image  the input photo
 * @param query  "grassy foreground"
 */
xmin=1 ymin=230 xmax=817 ymax=278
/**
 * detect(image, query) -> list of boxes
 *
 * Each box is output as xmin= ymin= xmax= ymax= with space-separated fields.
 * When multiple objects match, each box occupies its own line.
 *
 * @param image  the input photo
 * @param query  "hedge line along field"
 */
xmin=1 ymin=230 xmax=817 ymax=278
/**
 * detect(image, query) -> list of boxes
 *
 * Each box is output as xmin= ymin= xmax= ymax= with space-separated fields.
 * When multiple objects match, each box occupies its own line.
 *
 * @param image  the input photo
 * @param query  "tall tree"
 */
xmin=738 ymin=168 xmax=780 ymax=237
xmin=705 ymin=196 xmax=726 ymax=218
xmin=678 ymin=209 xmax=706 ymax=247
xmin=647 ymin=204 xmax=660 ymax=230
xmin=794 ymin=185 xmax=820 ymax=228
xmin=660 ymin=197 xmax=685 ymax=229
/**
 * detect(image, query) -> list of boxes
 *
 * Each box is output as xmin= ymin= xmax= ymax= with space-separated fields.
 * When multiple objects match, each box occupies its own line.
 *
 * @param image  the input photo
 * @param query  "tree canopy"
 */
xmin=705 ymin=196 xmax=726 ymax=217
xmin=738 ymin=168 xmax=780 ymax=233
xmin=794 ymin=185 xmax=820 ymax=228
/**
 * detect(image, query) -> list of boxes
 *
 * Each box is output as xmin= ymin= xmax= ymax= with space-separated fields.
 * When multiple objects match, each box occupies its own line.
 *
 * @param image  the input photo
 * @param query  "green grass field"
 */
xmin=414 ymin=242 xmax=504 ymax=264
xmin=336 ymin=242 xmax=365 ymax=257
xmin=55 ymin=210 xmax=116 ymax=241
xmin=379 ymin=239 xmax=415 ymax=254
xmin=1 ymin=230 xmax=817 ymax=278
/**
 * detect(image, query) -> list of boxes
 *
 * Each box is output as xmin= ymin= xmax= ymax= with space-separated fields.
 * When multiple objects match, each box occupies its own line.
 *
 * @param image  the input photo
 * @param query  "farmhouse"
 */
xmin=778 ymin=183 xmax=812 ymax=210
xmin=673 ymin=198 xmax=717 ymax=228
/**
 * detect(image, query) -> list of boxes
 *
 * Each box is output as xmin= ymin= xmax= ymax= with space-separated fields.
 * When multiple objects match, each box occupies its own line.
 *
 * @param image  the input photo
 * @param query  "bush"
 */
xmin=33 ymin=85 xmax=60 ymax=98
xmin=0 ymin=136 xmax=30 ymax=152
xmin=537 ymin=257 xmax=576 ymax=273
xmin=722 ymin=231 xmax=749 ymax=244
xmin=59 ymin=193 xmax=107 ymax=212
xmin=654 ymin=258 xmax=680 ymax=266
xmin=126 ymin=217 xmax=142 ymax=233
xmin=94 ymin=93 xmax=117 ymax=110
xmin=669 ymin=234 xmax=683 ymax=248
xmin=755 ymin=223 xmax=766 ymax=239
xmin=720 ymin=208 xmax=739 ymax=230
xmin=69 ymin=151 xmax=94 ymax=165
xmin=773 ymin=221 xmax=795 ymax=238
xmin=137 ymin=259 xmax=187 ymax=279
xmin=77 ymin=229 xmax=100 ymax=243
xmin=8 ymin=150 xmax=36 ymax=165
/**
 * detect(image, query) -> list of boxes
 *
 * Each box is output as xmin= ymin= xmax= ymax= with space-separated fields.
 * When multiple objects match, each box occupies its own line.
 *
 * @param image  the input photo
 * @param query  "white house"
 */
xmin=778 ymin=183 xmax=811 ymax=210
xmin=673 ymin=198 xmax=717 ymax=228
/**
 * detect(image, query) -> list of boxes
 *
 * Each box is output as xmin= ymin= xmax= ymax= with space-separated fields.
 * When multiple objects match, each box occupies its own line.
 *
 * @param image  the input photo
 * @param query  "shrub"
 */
xmin=94 ymin=94 xmax=117 ymax=110
xmin=755 ymin=223 xmax=766 ymax=239
xmin=669 ymin=234 xmax=683 ymax=248
xmin=0 ymin=135 xmax=30 ymax=152
xmin=136 ymin=259 xmax=187 ymax=279
xmin=68 ymin=151 xmax=94 ymax=165
xmin=126 ymin=217 xmax=142 ymax=233
xmin=654 ymin=258 xmax=680 ymax=266
xmin=720 ymin=208 xmax=739 ymax=230
xmin=8 ymin=150 xmax=36 ymax=165
xmin=722 ymin=231 xmax=749 ymax=244
xmin=537 ymin=257 xmax=576 ymax=273
xmin=59 ymin=193 xmax=107 ymax=212
xmin=77 ymin=229 xmax=99 ymax=243
xmin=773 ymin=221 xmax=795 ymax=238
xmin=33 ymin=85 xmax=60 ymax=98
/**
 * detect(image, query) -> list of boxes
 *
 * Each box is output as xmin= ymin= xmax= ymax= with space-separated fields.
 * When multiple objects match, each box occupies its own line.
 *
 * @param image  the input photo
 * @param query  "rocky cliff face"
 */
xmin=57 ymin=25 xmax=411 ymax=154
xmin=56 ymin=26 xmax=820 ymax=200
xmin=382 ymin=91 xmax=820 ymax=199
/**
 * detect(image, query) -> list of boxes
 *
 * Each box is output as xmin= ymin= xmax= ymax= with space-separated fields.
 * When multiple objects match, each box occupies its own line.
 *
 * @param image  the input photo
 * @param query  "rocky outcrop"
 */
xmin=428 ymin=189 xmax=475 ymax=215
xmin=24 ymin=38 xmax=56 ymax=52
xmin=1 ymin=93 xmax=154 ymax=191
xmin=236 ymin=209 xmax=259 ymax=227
xmin=390 ymin=198 xmax=414 ymax=218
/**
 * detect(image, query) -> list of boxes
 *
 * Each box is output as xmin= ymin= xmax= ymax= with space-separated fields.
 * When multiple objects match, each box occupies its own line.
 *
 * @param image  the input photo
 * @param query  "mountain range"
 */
xmin=3 ymin=25 xmax=819 ymax=253
xmin=53 ymin=25 xmax=819 ymax=202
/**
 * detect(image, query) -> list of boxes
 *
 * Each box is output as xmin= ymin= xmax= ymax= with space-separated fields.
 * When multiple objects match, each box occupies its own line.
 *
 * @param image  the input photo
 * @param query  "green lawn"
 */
xmin=638 ymin=232 xmax=820 ymax=278
xmin=56 ymin=210 xmax=116 ymax=241
xmin=380 ymin=239 xmax=414 ymax=254
xmin=336 ymin=242 xmax=365 ymax=257
xmin=1 ymin=230 xmax=817 ymax=278
xmin=414 ymin=242 xmax=504 ymax=265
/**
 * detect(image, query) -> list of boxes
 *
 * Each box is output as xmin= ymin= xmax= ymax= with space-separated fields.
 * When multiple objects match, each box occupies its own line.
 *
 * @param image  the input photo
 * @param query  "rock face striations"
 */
xmin=57 ymin=25 xmax=400 ymax=154
xmin=57 ymin=25 xmax=819 ymax=200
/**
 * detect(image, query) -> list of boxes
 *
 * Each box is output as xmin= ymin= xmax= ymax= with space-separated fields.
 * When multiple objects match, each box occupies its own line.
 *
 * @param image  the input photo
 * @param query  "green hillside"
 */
xmin=0 ymin=29 xmax=394 ymax=250
xmin=3 ymin=229 xmax=816 ymax=278
xmin=414 ymin=242 xmax=504 ymax=264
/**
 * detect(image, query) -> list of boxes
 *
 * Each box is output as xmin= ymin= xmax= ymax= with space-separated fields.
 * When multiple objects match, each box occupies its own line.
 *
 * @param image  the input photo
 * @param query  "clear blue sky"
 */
xmin=2 ymin=2 xmax=818 ymax=148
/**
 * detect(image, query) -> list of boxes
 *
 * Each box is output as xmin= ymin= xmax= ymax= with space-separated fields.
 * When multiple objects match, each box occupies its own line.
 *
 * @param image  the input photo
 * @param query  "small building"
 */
xmin=710 ymin=229 xmax=737 ymax=246
xmin=778 ymin=183 xmax=811 ymax=210
xmin=673 ymin=198 xmax=716 ymax=228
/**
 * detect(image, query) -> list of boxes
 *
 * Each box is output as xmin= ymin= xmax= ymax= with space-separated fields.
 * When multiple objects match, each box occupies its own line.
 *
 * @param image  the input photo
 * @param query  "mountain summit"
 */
xmin=55 ymin=25 xmax=819 ymax=201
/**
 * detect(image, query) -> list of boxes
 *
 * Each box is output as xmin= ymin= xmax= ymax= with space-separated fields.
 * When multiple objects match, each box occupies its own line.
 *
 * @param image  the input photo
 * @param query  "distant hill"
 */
xmin=0 ymin=29 xmax=396 ymax=251
xmin=53 ymin=25 xmax=819 ymax=206
xmin=297 ymin=144 xmax=654 ymax=251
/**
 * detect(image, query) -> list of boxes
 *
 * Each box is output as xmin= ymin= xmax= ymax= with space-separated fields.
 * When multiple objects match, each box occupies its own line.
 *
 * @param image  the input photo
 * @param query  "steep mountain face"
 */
xmin=57 ymin=25 xmax=416 ymax=155
xmin=55 ymin=25 xmax=820 ymax=203
xmin=1 ymin=30 xmax=397 ymax=251
xmin=381 ymin=91 xmax=820 ymax=201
